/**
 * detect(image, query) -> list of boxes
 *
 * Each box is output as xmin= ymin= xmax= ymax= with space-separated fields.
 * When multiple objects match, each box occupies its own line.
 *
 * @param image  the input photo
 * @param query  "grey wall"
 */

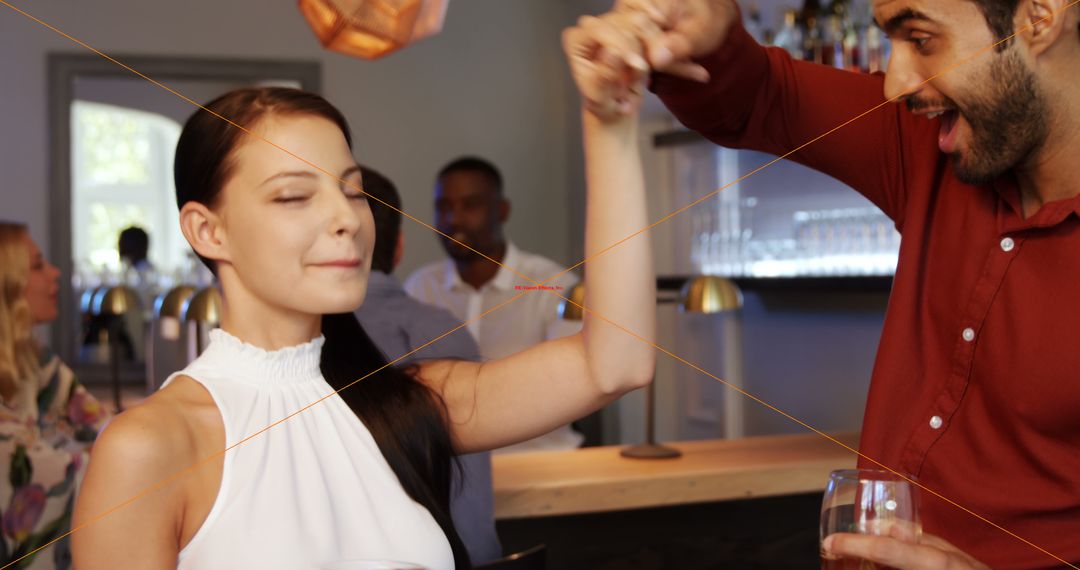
xmin=73 ymin=76 xmax=252 ymax=125
xmin=739 ymin=290 xmax=883 ymax=436
xmin=3 ymin=0 xmax=886 ymax=442
xmin=1 ymin=0 xmax=580 ymax=280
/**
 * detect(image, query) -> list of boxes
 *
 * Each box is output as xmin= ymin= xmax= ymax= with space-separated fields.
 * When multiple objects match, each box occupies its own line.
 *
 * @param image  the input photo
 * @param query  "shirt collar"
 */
xmin=441 ymin=258 xmax=461 ymax=291
xmin=442 ymin=242 xmax=521 ymax=293
xmin=992 ymin=173 xmax=1080 ymax=234
xmin=490 ymin=242 xmax=521 ymax=291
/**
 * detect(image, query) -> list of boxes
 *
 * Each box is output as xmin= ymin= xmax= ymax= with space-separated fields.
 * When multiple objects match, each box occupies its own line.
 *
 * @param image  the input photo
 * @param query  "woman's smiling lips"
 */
xmin=312 ymin=258 xmax=363 ymax=269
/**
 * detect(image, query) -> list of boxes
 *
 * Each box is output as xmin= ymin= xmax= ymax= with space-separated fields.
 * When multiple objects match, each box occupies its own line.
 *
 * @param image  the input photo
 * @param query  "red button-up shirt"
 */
xmin=653 ymin=20 xmax=1080 ymax=570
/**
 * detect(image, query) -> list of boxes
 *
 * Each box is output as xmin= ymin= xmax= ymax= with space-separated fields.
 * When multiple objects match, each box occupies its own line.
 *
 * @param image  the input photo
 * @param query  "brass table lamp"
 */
xmin=182 ymin=286 xmax=223 ymax=358
xmin=80 ymin=285 xmax=104 ymax=316
xmin=92 ymin=285 xmax=141 ymax=412
xmin=682 ymin=276 xmax=745 ymax=441
xmin=556 ymin=281 xmax=586 ymax=321
xmin=156 ymin=285 xmax=196 ymax=320
xmin=147 ymin=285 xmax=196 ymax=392
xmin=91 ymin=285 xmax=140 ymax=319
xmin=557 ymin=276 xmax=743 ymax=459
xmin=681 ymin=275 xmax=743 ymax=315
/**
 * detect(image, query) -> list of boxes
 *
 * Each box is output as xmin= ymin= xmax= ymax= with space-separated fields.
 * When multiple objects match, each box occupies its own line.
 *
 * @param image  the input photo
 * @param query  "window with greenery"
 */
xmin=71 ymin=100 xmax=185 ymax=280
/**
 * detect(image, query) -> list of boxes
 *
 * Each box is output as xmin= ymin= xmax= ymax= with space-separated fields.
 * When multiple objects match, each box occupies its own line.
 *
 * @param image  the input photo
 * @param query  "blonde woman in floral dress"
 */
xmin=0 ymin=222 xmax=109 ymax=569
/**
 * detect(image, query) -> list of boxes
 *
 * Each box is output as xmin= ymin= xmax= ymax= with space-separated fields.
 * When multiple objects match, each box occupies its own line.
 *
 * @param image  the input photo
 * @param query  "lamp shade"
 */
xmin=80 ymin=286 xmax=103 ymax=315
xmin=92 ymin=285 xmax=140 ymax=316
xmin=298 ymin=0 xmax=449 ymax=60
xmin=182 ymin=287 xmax=223 ymax=325
xmin=680 ymin=276 xmax=743 ymax=314
xmin=556 ymin=283 xmax=587 ymax=321
xmin=154 ymin=285 xmax=196 ymax=320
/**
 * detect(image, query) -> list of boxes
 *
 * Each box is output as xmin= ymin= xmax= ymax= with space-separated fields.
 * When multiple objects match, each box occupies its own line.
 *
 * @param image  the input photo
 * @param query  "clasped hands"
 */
xmin=561 ymin=0 xmax=732 ymax=120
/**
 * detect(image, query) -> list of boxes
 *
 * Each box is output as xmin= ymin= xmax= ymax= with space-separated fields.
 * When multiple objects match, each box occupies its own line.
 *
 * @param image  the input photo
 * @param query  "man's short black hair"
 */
xmin=436 ymin=156 xmax=503 ymax=196
xmin=968 ymin=0 xmax=1080 ymax=51
xmin=362 ymin=167 xmax=402 ymax=275
xmin=118 ymin=226 xmax=149 ymax=263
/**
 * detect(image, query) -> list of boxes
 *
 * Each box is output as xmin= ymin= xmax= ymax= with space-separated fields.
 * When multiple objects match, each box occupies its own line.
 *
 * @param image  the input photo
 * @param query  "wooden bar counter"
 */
xmin=493 ymin=431 xmax=859 ymax=519
xmin=491 ymin=432 xmax=860 ymax=568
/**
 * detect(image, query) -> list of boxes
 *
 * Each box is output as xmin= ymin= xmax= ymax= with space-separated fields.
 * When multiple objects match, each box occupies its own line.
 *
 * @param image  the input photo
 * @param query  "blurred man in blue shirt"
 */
xmin=354 ymin=166 xmax=502 ymax=565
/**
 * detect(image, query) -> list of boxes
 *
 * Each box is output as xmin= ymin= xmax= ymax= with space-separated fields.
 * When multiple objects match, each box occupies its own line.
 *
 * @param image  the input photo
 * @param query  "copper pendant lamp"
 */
xmin=298 ymin=0 xmax=449 ymax=60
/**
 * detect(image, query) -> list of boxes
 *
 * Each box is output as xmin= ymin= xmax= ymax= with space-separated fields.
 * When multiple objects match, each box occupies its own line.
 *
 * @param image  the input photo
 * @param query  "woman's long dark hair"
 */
xmin=174 ymin=87 xmax=470 ymax=568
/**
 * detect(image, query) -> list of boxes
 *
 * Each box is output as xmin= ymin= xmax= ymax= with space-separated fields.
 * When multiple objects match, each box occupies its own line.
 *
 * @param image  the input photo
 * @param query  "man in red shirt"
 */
xmin=564 ymin=0 xmax=1080 ymax=568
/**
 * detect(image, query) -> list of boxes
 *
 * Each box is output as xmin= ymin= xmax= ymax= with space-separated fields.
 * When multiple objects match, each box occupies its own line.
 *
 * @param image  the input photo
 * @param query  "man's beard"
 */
xmin=947 ymin=49 xmax=1049 ymax=185
xmin=441 ymin=234 xmax=484 ymax=262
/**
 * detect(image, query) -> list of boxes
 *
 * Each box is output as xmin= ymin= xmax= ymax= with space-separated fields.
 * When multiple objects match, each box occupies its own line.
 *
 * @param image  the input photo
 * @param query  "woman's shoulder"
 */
xmin=73 ymin=379 xmax=221 ymax=566
xmin=93 ymin=376 xmax=221 ymax=471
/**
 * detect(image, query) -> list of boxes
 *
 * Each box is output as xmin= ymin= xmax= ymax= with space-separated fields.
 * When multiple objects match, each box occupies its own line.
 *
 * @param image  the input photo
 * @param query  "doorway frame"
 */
xmin=48 ymin=53 xmax=321 ymax=362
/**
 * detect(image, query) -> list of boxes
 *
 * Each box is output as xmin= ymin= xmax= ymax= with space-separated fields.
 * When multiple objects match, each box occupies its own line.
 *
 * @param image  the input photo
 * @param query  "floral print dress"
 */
xmin=0 ymin=350 xmax=109 ymax=570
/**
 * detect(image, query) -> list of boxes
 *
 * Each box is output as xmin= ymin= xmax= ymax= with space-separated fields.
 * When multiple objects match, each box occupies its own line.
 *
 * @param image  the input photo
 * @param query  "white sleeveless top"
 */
xmin=162 ymin=329 xmax=454 ymax=570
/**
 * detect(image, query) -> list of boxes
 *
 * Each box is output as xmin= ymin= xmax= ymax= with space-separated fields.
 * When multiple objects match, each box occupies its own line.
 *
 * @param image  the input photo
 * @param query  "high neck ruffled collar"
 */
xmin=200 ymin=328 xmax=325 ymax=386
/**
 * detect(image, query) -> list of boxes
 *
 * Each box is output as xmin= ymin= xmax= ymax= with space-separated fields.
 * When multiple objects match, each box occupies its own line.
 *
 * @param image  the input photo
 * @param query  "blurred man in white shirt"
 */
xmin=405 ymin=156 xmax=584 ymax=454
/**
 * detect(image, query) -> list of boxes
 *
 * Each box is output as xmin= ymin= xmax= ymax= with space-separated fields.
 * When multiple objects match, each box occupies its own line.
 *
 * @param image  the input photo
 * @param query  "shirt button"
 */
xmin=930 ymin=415 xmax=943 ymax=430
xmin=962 ymin=327 xmax=975 ymax=342
xmin=1000 ymin=237 xmax=1015 ymax=252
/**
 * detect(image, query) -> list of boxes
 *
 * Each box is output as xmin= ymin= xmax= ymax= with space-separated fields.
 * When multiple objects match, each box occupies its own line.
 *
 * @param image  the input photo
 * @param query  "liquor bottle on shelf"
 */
xmin=824 ymin=16 xmax=844 ymax=69
xmin=864 ymin=25 xmax=885 ymax=73
xmin=799 ymin=0 xmax=822 ymax=28
xmin=827 ymin=0 xmax=849 ymax=20
xmin=824 ymin=0 xmax=861 ymax=71
xmin=842 ymin=13 xmax=861 ymax=71
xmin=803 ymin=16 xmax=824 ymax=64
xmin=773 ymin=9 xmax=804 ymax=59
xmin=799 ymin=0 xmax=824 ymax=64
xmin=743 ymin=2 xmax=767 ymax=44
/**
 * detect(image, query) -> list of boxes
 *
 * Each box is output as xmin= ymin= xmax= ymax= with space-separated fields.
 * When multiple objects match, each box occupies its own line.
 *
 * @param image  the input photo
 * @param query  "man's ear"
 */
xmin=1021 ymin=0 xmax=1071 ymax=57
xmin=179 ymin=202 xmax=230 ymax=265
xmin=392 ymin=231 xmax=404 ymax=270
xmin=498 ymin=198 xmax=511 ymax=224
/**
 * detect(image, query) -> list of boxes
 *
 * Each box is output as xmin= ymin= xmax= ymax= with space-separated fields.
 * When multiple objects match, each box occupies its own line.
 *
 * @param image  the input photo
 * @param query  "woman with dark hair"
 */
xmin=72 ymin=47 xmax=655 ymax=569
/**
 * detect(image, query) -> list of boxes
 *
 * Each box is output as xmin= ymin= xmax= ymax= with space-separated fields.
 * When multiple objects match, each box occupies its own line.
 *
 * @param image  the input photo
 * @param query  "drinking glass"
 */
xmin=820 ymin=469 xmax=921 ymax=569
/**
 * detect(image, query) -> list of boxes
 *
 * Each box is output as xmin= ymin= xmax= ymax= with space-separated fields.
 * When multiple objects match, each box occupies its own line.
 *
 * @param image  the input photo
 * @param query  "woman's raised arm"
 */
xmin=419 ymin=24 xmax=656 ymax=453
